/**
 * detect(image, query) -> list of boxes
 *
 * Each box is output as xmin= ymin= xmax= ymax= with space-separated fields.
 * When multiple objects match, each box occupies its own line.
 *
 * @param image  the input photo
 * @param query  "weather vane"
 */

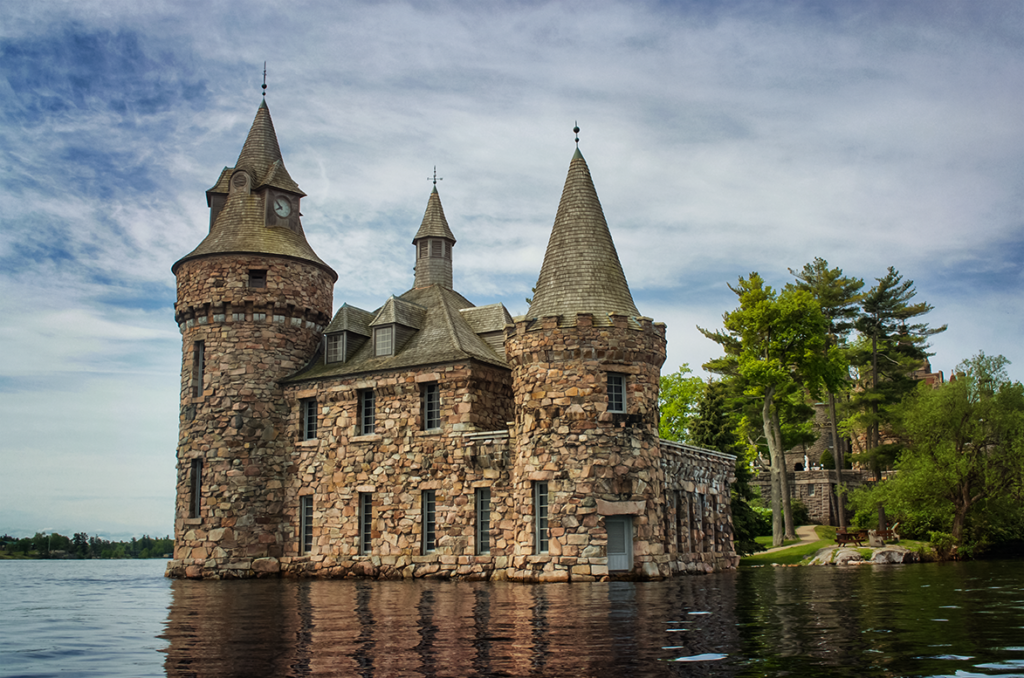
xmin=574 ymin=121 xmax=580 ymax=148
xmin=262 ymin=62 xmax=267 ymax=98
xmin=428 ymin=166 xmax=443 ymax=186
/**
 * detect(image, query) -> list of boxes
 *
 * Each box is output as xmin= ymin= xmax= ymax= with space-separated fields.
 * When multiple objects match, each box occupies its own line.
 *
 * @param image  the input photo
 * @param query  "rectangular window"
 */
xmin=422 ymin=382 xmax=440 ymax=430
xmin=253 ymin=312 xmax=266 ymax=322
xmin=430 ymin=239 xmax=444 ymax=258
xmin=675 ymin=490 xmax=684 ymax=552
xmin=326 ymin=333 xmax=345 ymax=363
xmin=358 ymin=389 xmax=375 ymax=435
xmin=301 ymin=398 xmax=317 ymax=440
xmin=359 ymin=493 xmax=372 ymax=555
xmin=189 ymin=458 xmax=202 ymax=518
xmin=248 ymin=270 xmax=267 ymax=288
xmin=300 ymin=496 xmax=313 ymax=554
xmin=232 ymin=312 xmax=245 ymax=322
xmin=534 ymin=481 xmax=549 ymax=554
xmin=419 ymin=241 xmax=429 ymax=259
xmin=607 ymin=373 xmax=626 ymax=413
xmin=374 ymin=326 xmax=393 ymax=356
xmin=192 ymin=341 xmax=205 ymax=398
xmin=422 ymin=490 xmax=436 ymax=554
xmin=475 ymin=487 xmax=491 ymax=554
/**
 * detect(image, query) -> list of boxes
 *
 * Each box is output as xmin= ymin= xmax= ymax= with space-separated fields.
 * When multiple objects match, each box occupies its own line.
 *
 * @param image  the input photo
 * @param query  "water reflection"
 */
xmin=161 ymin=562 xmax=1024 ymax=677
xmin=162 ymin=575 xmax=740 ymax=677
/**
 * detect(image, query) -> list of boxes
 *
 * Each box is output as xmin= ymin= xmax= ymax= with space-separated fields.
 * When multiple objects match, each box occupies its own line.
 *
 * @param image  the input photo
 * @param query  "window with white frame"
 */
xmin=607 ymin=373 xmax=626 ymax=413
xmin=476 ymin=487 xmax=491 ymax=554
xmin=422 ymin=382 xmax=440 ymax=430
xmin=534 ymin=481 xmax=549 ymax=554
xmin=374 ymin=326 xmax=393 ymax=356
xmin=300 ymin=398 xmax=317 ymax=440
xmin=358 ymin=389 xmax=375 ymax=435
xmin=300 ymin=496 xmax=313 ymax=554
xmin=422 ymin=490 xmax=436 ymax=554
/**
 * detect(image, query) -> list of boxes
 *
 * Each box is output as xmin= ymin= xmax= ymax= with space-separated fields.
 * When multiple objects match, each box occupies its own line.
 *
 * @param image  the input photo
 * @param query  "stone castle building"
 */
xmin=165 ymin=99 xmax=737 ymax=581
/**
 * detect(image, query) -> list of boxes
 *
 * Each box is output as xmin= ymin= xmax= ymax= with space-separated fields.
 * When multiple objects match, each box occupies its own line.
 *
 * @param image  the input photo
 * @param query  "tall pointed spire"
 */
xmin=234 ymin=100 xmax=303 ymax=196
xmin=412 ymin=182 xmax=456 ymax=289
xmin=527 ymin=145 xmax=639 ymax=319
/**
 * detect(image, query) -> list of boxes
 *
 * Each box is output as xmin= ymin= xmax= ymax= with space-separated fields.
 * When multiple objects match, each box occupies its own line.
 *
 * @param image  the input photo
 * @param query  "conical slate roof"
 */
xmin=173 ymin=101 xmax=335 ymax=279
xmin=526 ymin=148 xmax=639 ymax=319
xmin=234 ymin=99 xmax=304 ymax=196
xmin=412 ymin=186 xmax=456 ymax=243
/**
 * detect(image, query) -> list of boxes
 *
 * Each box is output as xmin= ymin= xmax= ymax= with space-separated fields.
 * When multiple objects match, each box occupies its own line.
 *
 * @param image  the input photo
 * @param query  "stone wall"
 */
xmin=166 ymin=254 xmax=334 ymax=579
xmin=751 ymin=469 xmax=872 ymax=525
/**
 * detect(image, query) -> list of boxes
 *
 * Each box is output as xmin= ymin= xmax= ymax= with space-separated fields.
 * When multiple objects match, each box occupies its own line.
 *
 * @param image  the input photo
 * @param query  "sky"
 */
xmin=1 ymin=0 xmax=1021 ymax=540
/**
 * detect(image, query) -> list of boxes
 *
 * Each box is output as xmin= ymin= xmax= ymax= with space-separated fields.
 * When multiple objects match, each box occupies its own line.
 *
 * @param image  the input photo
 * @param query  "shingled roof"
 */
xmin=288 ymin=285 xmax=510 ymax=381
xmin=173 ymin=101 xmax=335 ymax=279
xmin=526 ymin=147 xmax=639 ymax=320
xmin=412 ymin=186 xmax=456 ymax=243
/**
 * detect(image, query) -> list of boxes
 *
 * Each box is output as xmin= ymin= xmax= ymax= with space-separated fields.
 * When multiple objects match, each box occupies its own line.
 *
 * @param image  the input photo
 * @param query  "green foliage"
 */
xmin=929 ymin=531 xmax=956 ymax=559
xmin=658 ymin=364 xmax=705 ymax=443
xmin=0 ymin=532 xmax=173 ymax=559
xmin=790 ymin=498 xmax=811 ymax=526
xmin=849 ymin=352 xmax=1024 ymax=555
xmin=820 ymin=448 xmax=834 ymax=470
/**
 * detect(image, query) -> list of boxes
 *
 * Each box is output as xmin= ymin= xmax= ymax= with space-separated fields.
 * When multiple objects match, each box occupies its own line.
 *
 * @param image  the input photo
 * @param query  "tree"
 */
xmin=700 ymin=273 xmax=845 ymax=546
xmin=788 ymin=257 xmax=864 ymax=528
xmin=850 ymin=352 xmax=1024 ymax=554
xmin=658 ymin=364 xmax=705 ymax=443
xmin=850 ymin=267 xmax=946 ymax=530
xmin=690 ymin=381 xmax=765 ymax=554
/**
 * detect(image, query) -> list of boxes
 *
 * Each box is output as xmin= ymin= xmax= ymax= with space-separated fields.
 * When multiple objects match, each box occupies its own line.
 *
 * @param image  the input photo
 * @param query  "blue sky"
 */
xmin=1 ymin=0 xmax=1021 ymax=539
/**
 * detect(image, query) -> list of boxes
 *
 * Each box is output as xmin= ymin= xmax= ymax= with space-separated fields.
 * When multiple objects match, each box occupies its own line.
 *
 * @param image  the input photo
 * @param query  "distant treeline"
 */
xmin=0 ymin=532 xmax=173 ymax=559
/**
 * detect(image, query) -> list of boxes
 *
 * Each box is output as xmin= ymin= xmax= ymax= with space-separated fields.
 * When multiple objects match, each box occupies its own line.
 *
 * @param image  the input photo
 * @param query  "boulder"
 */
xmin=833 ymin=548 xmax=864 ymax=566
xmin=872 ymin=547 xmax=920 ymax=564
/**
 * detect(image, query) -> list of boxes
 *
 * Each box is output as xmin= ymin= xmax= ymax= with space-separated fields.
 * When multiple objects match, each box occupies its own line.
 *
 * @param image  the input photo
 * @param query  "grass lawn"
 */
xmin=741 ymin=525 xmax=935 ymax=566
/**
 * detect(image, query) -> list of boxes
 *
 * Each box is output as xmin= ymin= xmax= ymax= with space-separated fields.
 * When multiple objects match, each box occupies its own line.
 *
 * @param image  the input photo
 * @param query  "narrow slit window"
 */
xmin=359 ymin=389 xmax=375 ymax=435
xmin=301 ymin=398 xmax=317 ymax=440
xmin=192 ymin=341 xmax=205 ymax=398
xmin=422 ymin=490 xmax=436 ymax=554
xmin=300 ymin=496 xmax=313 ymax=554
xmin=189 ymin=458 xmax=202 ymax=519
xmin=476 ymin=487 xmax=491 ymax=554
xmin=534 ymin=481 xmax=549 ymax=554
xmin=359 ymin=493 xmax=372 ymax=555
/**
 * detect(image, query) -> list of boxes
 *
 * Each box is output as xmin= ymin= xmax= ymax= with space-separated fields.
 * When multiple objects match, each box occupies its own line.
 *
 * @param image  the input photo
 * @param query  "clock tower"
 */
xmin=167 ymin=98 xmax=336 ymax=579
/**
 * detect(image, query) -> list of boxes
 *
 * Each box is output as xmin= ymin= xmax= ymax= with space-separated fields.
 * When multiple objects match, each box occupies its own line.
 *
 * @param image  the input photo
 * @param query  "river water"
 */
xmin=2 ymin=559 xmax=1023 ymax=677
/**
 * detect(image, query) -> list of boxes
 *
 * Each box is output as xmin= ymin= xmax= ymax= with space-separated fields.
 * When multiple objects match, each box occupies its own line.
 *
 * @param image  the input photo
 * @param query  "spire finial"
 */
xmin=428 ymin=166 xmax=443 ymax=187
xmin=262 ymin=62 xmax=267 ymax=98
xmin=574 ymin=121 xmax=580 ymax=148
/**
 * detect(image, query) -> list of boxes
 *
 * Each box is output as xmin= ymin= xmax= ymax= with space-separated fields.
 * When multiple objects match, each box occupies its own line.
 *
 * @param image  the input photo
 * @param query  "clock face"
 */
xmin=273 ymin=196 xmax=292 ymax=218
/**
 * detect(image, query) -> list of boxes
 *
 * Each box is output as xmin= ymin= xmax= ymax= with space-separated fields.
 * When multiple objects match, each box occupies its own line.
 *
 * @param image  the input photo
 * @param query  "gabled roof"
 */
xmin=325 ymin=304 xmax=374 ymax=337
xmin=287 ymin=285 xmax=510 ymax=381
xmin=371 ymin=296 xmax=427 ymax=329
xmin=526 ymin=147 xmax=639 ymax=319
xmin=412 ymin=186 xmax=456 ymax=243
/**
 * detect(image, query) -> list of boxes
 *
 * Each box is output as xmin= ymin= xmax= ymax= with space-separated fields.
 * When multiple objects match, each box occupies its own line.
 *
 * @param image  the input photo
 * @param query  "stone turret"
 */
xmin=167 ymin=100 xmax=336 ymax=579
xmin=504 ymin=143 xmax=668 ymax=580
xmin=412 ymin=185 xmax=456 ymax=289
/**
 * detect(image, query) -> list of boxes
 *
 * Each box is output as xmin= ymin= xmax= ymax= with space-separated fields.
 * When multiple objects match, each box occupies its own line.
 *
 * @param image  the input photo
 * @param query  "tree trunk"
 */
xmin=828 ymin=391 xmax=847 ymax=529
xmin=763 ymin=386 xmax=785 ymax=547
xmin=876 ymin=504 xmax=886 ymax=534
xmin=868 ymin=333 xmax=879 ymax=451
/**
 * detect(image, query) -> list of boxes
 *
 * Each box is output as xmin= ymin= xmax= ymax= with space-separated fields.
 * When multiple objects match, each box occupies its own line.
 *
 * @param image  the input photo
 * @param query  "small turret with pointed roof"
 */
xmin=526 ymin=140 xmax=639 ymax=320
xmin=412 ymin=180 xmax=456 ymax=289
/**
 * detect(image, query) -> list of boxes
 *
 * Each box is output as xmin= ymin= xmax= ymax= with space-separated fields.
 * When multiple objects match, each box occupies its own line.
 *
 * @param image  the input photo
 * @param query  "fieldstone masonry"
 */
xmin=165 ymin=99 xmax=738 ymax=581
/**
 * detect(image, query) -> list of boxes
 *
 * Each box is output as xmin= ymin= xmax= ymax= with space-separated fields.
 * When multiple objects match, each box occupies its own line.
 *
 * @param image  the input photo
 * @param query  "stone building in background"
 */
xmin=165 ymin=100 xmax=737 ymax=581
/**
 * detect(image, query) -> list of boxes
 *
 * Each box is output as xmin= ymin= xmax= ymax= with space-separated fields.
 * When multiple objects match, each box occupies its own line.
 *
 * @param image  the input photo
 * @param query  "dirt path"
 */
xmin=758 ymin=524 xmax=820 ymax=555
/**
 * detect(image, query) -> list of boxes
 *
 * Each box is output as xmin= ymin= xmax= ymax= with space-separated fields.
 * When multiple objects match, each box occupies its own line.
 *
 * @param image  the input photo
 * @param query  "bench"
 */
xmin=836 ymin=529 xmax=868 ymax=547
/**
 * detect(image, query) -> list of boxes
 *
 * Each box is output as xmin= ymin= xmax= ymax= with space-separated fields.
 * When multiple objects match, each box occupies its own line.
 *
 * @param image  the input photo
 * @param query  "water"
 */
xmin=2 ymin=560 xmax=1023 ymax=677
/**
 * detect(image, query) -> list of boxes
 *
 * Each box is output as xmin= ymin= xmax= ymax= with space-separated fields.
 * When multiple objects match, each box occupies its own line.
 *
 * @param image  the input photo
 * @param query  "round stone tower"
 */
xmin=504 ymin=144 xmax=667 ymax=581
xmin=166 ymin=100 xmax=336 ymax=579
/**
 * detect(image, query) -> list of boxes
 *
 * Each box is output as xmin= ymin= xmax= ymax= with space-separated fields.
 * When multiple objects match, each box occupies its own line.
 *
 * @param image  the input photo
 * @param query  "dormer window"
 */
xmin=325 ymin=333 xmax=345 ymax=363
xmin=374 ymin=326 xmax=394 ymax=357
